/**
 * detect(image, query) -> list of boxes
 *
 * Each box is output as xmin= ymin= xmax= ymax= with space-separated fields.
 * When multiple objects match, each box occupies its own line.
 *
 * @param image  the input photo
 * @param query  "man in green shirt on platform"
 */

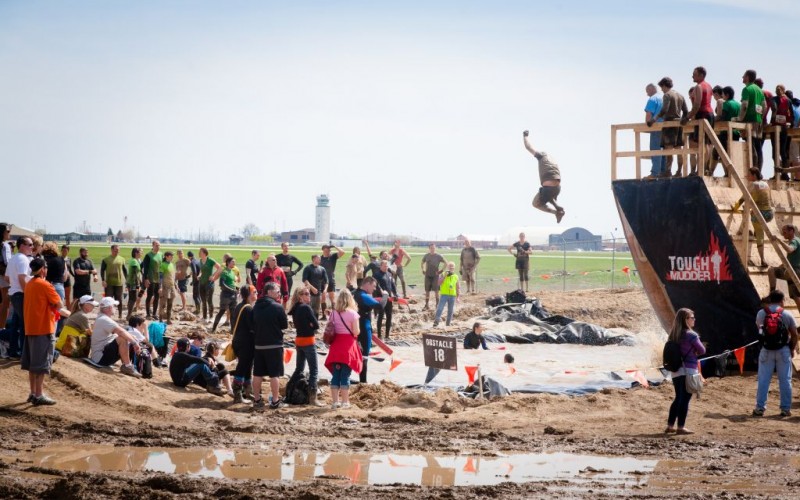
xmin=738 ymin=69 xmax=766 ymax=172
xmin=101 ymin=244 xmax=128 ymax=319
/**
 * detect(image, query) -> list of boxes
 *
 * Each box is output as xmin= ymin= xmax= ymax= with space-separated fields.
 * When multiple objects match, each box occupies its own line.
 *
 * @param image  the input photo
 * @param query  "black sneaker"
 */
xmin=33 ymin=395 xmax=57 ymax=406
xmin=269 ymin=398 xmax=286 ymax=410
xmin=26 ymin=394 xmax=35 ymax=404
xmin=252 ymin=397 xmax=266 ymax=411
xmin=780 ymin=409 xmax=792 ymax=417
xmin=752 ymin=408 xmax=765 ymax=417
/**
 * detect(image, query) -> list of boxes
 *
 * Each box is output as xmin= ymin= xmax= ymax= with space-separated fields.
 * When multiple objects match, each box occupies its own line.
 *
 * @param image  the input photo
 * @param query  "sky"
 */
xmin=3 ymin=0 xmax=800 ymax=244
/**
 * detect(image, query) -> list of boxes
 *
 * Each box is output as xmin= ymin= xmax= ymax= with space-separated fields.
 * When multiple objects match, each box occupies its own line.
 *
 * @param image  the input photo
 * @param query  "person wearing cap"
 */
xmin=4 ymin=236 xmax=33 ymax=359
xmin=158 ymin=251 xmax=178 ymax=324
xmin=174 ymin=249 xmax=192 ymax=312
xmin=101 ymin=244 xmax=128 ymax=320
xmin=71 ymin=247 xmax=98 ymax=300
xmin=432 ymin=262 xmax=460 ymax=328
xmin=252 ymin=282 xmax=289 ymax=410
xmin=55 ymin=295 xmax=98 ymax=357
xmin=169 ymin=337 xmax=225 ymax=396
xmin=320 ymin=244 xmax=345 ymax=319
xmin=141 ymin=240 xmax=163 ymax=320
xmin=22 ymin=257 xmax=70 ymax=405
xmin=89 ymin=296 xmax=143 ymax=377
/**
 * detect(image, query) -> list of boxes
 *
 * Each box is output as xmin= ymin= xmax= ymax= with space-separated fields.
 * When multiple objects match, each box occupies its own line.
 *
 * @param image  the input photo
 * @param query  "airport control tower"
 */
xmin=315 ymin=194 xmax=330 ymax=243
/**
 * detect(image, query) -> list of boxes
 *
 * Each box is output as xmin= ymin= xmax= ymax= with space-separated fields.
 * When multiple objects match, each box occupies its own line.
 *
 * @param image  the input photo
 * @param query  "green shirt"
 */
xmin=127 ymin=258 xmax=142 ymax=287
xmin=740 ymin=83 xmax=765 ymax=123
xmin=200 ymin=257 xmax=218 ymax=285
xmin=220 ymin=268 xmax=236 ymax=290
xmin=788 ymin=237 xmax=800 ymax=270
xmin=144 ymin=251 xmax=162 ymax=282
xmin=102 ymin=255 xmax=127 ymax=287
xmin=159 ymin=261 xmax=176 ymax=287
xmin=721 ymin=99 xmax=741 ymax=122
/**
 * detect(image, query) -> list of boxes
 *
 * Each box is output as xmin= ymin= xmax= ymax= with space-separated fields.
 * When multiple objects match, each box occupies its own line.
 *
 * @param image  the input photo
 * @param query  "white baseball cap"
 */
xmin=79 ymin=295 xmax=99 ymax=306
xmin=99 ymin=297 xmax=119 ymax=308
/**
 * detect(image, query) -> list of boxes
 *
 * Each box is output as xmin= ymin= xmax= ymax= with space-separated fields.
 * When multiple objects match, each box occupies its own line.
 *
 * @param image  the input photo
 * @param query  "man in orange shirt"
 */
xmin=22 ymin=257 xmax=70 ymax=405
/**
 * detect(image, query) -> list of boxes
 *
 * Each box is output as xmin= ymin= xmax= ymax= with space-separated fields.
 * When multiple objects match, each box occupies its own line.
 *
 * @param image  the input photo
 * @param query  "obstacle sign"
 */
xmin=422 ymin=333 xmax=457 ymax=371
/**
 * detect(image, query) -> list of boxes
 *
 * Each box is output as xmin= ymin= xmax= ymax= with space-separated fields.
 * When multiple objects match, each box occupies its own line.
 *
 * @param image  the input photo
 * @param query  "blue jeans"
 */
xmin=667 ymin=375 xmax=692 ymax=428
xmin=756 ymin=346 xmax=793 ymax=411
xmin=181 ymin=362 xmax=219 ymax=388
xmin=330 ymin=363 xmax=352 ymax=388
xmin=434 ymin=295 xmax=456 ymax=325
xmin=289 ymin=344 xmax=319 ymax=389
xmin=650 ymin=131 xmax=664 ymax=175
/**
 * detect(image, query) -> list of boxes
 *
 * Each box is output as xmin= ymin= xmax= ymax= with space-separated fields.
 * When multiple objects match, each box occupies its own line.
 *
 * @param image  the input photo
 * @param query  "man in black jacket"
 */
xmin=169 ymin=338 xmax=225 ymax=396
xmin=252 ymin=282 xmax=289 ymax=409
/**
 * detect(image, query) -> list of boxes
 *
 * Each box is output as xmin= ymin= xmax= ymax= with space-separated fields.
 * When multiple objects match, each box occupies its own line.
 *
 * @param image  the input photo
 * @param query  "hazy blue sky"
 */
xmin=2 ymin=0 xmax=800 ymax=243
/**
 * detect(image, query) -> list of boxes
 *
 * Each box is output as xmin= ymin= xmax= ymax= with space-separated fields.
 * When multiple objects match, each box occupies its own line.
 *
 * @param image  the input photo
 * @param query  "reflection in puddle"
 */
xmin=30 ymin=444 xmax=656 ymax=487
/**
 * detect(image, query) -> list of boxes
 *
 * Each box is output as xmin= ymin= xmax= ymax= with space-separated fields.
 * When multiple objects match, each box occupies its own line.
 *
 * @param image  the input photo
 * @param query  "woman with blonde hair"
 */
xmin=287 ymin=285 xmax=323 ymax=406
xmin=665 ymin=308 xmax=706 ymax=435
xmin=324 ymin=288 xmax=362 ymax=409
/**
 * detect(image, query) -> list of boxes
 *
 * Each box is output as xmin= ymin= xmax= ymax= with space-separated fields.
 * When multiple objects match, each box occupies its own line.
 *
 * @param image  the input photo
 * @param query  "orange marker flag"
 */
xmin=632 ymin=370 xmax=649 ymax=388
xmin=390 ymin=358 xmax=403 ymax=372
xmin=284 ymin=348 xmax=294 ymax=364
xmin=582 ymin=271 xmax=589 ymax=276
xmin=463 ymin=457 xmax=477 ymax=473
xmin=465 ymin=365 xmax=478 ymax=384
xmin=540 ymin=274 xmax=551 ymax=279
xmin=734 ymin=347 xmax=745 ymax=374
xmin=564 ymin=370 xmax=589 ymax=375
xmin=502 ymin=277 xmax=510 ymax=283
xmin=622 ymin=266 xmax=630 ymax=274
xmin=697 ymin=360 xmax=702 ymax=372
xmin=508 ymin=365 xmax=517 ymax=376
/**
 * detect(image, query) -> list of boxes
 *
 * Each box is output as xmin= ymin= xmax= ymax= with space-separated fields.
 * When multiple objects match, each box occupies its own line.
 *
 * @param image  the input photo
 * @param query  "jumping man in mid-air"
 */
xmin=523 ymin=130 xmax=565 ymax=223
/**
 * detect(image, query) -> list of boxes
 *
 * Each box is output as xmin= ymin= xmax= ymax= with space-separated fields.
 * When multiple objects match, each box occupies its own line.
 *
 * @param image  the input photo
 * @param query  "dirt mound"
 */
xmin=349 ymin=380 xmax=405 ymax=409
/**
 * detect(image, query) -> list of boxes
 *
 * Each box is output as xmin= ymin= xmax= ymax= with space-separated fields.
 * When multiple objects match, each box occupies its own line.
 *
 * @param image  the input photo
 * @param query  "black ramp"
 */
xmin=612 ymin=177 xmax=760 ymax=356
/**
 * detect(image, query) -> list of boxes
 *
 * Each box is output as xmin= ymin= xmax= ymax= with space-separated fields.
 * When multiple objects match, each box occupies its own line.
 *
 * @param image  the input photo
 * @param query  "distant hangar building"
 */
xmin=548 ymin=227 xmax=602 ymax=251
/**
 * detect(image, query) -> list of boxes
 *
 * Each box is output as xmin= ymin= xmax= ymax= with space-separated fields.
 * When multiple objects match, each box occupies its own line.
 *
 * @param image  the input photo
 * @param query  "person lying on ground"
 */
xmin=169 ymin=337 xmax=225 ymax=396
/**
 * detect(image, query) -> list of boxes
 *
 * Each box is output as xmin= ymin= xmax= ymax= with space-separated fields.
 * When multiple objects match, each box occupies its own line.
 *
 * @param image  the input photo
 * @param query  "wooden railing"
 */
xmin=610 ymin=118 xmax=800 ymax=294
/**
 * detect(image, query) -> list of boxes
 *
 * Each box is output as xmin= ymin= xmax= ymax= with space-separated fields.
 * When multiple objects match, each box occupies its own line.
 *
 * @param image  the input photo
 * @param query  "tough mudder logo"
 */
xmin=666 ymin=232 xmax=733 ymax=284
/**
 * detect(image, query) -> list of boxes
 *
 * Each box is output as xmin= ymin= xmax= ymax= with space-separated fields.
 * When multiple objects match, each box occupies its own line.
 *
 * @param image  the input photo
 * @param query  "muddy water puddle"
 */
xmin=22 ymin=444 xmax=656 ymax=487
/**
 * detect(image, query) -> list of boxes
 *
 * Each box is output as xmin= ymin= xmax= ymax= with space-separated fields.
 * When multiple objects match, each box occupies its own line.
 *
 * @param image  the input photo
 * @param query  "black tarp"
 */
xmin=613 ymin=177 xmax=760 ymax=358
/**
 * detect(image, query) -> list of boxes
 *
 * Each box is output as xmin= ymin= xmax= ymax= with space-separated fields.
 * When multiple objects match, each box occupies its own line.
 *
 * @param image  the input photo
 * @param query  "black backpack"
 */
xmin=284 ymin=374 xmax=309 ymax=405
xmin=662 ymin=340 xmax=684 ymax=372
xmin=761 ymin=307 xmax=789 ymax=350
xmin=485 ymin=295 xmax=505 ymax=307
xmin=505 ymin=289 xmax=527 ymax=304
xmin=133 ymin=346 xmax=153 ymax=379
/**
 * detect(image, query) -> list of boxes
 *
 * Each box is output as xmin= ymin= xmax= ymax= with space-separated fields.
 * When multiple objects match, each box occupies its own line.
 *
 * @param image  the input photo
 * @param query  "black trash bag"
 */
xmin=505 ymin=289 xmax=527 ymax=304
xmin=485 ymin=295 xmax=505 ymax=307
xmin=701 ymin=353 xmax=729 ymax=378
xmin=528 ymin=298 xmax=551 ymax=319
xmin=459 ymin=375 xmax=511 ymax=399
xmin=541 ymin=314 xmax=574 ymax=327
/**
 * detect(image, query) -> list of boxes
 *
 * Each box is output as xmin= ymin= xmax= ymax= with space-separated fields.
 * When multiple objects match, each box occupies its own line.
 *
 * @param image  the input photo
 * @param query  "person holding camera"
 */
xmin=433 ymin=262 xmax=460 ymax=328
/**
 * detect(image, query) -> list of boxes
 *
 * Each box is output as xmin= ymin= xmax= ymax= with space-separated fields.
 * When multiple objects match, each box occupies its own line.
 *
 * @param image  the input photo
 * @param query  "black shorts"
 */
xmin=327 ymin=278 xmax=336 ymax=293
xmin=253 ymin=347 xmax=284 ymax=378
xmin=177 ymin=279 xmax=188 ymax=293
xmin=515 ymin=258 xmax=530 ymax=271
xmin=536 ymin=185 xmax=561 ymax=205
xmin=690 ymin=111 xmax=715 ymax=142
xmin=98 ymin=339 xmax=121 ymax=366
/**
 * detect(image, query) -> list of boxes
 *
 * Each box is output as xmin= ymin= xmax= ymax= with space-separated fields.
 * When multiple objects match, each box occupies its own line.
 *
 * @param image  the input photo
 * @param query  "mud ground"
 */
xmin=2 ymin=288 xmax=800 ymax=499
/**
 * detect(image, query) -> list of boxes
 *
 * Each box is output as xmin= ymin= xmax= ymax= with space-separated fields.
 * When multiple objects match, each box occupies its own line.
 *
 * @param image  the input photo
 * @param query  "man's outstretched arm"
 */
xmin=523 ymin=130 xmax=537 ymax=156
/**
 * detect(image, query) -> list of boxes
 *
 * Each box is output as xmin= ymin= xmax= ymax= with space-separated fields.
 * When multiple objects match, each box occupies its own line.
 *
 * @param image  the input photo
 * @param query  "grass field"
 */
xmin=63 ymin=243 xmax=639 ymax=293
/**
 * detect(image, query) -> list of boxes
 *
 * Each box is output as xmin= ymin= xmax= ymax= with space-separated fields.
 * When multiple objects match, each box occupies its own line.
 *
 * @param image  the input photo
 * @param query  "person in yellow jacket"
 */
xmin=433 ymin=262 xmax=460 ymax=328
xmin=55 ymin=295 xmax=98 ymax=357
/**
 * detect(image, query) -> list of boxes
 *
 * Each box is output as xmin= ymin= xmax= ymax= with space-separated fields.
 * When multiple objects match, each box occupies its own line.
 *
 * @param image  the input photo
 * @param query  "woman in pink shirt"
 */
xmin=324 ymin=289 xmax=362 ymax=409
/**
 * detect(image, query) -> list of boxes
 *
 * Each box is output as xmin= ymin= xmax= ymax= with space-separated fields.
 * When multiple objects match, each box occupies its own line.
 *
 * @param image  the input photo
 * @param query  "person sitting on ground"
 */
xmin=523 ymin=129 xmax=565 ymax=223
xmin=55 ymin=295 xmax=98 ymax=358
xmin=169 ymin=337 xmax=225 ymax=396
xmin=203 ymin=342 xmax=234 ymax=397
xmin=125 ymin=315 xmax=158 ymax=376
xmin=188 ymin=332 xmax=205 ymax=357
xmin=287 ymin=285 xmax=323 ymax=406
xmin=89 ymin=297 xmax=143 ymax=377
xmin=464 ymin=322 xmax=489 ymax=350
